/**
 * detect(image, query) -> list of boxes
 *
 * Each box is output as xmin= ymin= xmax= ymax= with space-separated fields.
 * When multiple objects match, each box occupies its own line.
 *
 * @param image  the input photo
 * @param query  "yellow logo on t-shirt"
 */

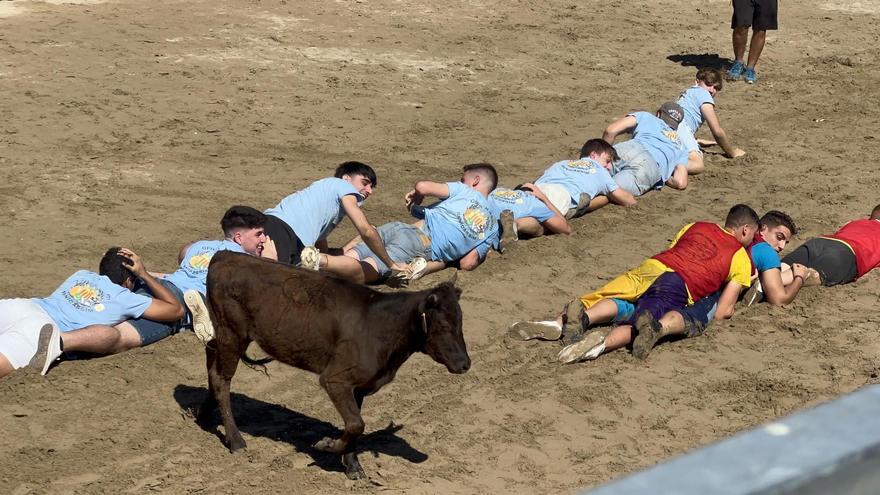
xmin=462 ymin=207 xmax=489 ymax=240
xmin=564 ymin=160 xmax=598 ymax=174
xmin=67 ymin=283 xmax=104 ymax=311
xmin=491 ymin=189 xmax=524 ymax=204
xmin=662 ymin=129 xmax=680 ymax=143
xmin=188 ymin=253 xmax=213 ymax=270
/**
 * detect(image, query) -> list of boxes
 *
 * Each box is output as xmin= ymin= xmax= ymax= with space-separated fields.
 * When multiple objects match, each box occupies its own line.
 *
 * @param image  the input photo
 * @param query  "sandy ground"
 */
xmin=2 ymin=0 xmax=880 ymax=493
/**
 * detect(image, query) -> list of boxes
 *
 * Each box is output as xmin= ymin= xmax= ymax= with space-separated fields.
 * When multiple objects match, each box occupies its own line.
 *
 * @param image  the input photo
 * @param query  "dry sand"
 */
xmin=1 ymin=0 xmax=880 ymax=492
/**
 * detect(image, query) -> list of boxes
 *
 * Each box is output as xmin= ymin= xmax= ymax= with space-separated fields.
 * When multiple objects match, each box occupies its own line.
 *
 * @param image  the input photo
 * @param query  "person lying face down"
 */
xmin=303 ymin=163 xmax=501 ymax=284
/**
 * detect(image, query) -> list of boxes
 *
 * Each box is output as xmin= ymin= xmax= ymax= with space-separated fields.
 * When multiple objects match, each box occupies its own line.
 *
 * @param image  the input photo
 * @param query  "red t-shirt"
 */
xmin=825 ymin=219 xmax=880 ymax=278
xmin=652 ymin=222 xmax=748 ymax=301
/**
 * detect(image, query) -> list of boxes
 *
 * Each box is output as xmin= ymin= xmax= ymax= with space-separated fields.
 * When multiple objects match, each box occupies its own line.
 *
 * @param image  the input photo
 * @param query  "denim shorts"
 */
xmin=352 ymin=222 xmax=432 ymax=279
xmin=128 ymin=279 xmax=187 ymax=346
xmin=675 ymin=289 xmax=722 ymax=337
xmin=612 ymin=140 xmax=663 ymax=197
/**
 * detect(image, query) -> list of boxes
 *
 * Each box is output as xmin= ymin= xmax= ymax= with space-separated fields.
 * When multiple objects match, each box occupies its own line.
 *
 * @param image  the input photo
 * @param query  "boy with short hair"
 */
xmin=264 ymin=161 xmax=407 ymax=274
xmin=1 ymin=248 xmax=183 ymax=378
xmin=675 ymin=68 xmax=746 ymax=175
xmin=602 ymin=102 xmax=691 ymax=197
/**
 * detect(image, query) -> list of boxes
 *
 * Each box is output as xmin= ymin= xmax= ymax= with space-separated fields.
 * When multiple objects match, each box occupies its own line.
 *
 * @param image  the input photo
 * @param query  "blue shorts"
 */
xmin=351 ymin=222 xmax=432 ymax=279
xmin=128 ymin=279 xmax=187 ymax=346
xmin=675 ymin=289 xmax=722 ymax=337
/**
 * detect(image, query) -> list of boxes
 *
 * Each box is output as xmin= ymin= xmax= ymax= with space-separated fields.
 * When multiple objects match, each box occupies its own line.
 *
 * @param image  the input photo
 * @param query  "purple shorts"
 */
xmin=624 ymin=271 xmax=689 ymax=326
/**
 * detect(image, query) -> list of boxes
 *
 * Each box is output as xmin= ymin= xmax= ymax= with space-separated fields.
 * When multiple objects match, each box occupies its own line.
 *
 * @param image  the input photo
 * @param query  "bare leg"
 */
xmin=686 ymin=151 xmax=705 ymax=175
xmin=657 ymin=311 xmax=687 ymax=338
xmin=603 ymin=324 xmax=634 ymax=352
xmin=584 ymin=299 xmax=619 ymax=327
xmin=733 ymin=26 xmax=750 ymax=62
xmin=60 ymin=322 xmax=142 ymax=355
xmin=746 ymin=30 xmax=767 ymax=68
xmin=0 ymin=353 xmax=14 ymax=379
xmin=515 ymin=217 xmax=544 ymax=238
xmin=320 ymin=251 xmax=376 ymax=284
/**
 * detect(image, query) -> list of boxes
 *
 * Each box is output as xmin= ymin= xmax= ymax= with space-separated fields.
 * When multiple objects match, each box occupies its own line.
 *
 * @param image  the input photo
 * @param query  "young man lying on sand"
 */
xmin=0 ymin=248 xmax=183 ymax=378
xmin=300 ymin=163 xmax=500 ymax=284
xmin=510 ymin=204 xmax=758 ymax=364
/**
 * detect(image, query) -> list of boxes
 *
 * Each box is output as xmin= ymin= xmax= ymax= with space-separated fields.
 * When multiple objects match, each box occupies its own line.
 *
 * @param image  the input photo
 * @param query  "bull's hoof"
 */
xmin=228 ymin=438 xmax=247 ymax=453
xmin=342 ymin=453 xmax=367 ymax=480
xmin=313 ymin=436 xmax=342 ymax=454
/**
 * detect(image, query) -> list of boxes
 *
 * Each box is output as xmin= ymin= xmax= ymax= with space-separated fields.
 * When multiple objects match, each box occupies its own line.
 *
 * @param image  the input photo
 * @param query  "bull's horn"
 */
xmin=447 ymin=271 xmax=458 ymax=286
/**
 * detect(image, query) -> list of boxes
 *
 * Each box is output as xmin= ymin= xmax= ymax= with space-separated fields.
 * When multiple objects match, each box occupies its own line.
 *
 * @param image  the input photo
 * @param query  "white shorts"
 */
xmin=534 ymin=183 xmax=572 ymax=216
xmin=0 ymin=299 xmax=55 ymax=369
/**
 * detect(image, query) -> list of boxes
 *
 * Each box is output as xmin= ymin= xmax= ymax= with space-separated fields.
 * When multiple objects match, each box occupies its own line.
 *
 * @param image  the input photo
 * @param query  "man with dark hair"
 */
xmin=602 ymin=103 xmax=691 ymax=197
xmin=727 ymin=0 xmax=778 ymax=84
xmin=264 ymin=161 xmax=406 ymax=276
xmin=307 ymin=164 xmax=501 ymax=284
xmin=510 ymin=204 xmax=758 ymax=364
xmin=531 ymin=138 xmax=636 ymax=221
xmin=780 ymin=204 xmax=880 ymax=287
xmin=629 ymin=210 xmax=807 ymax=359
xmin=0 ymin=248 xmax=183 ymax=378
xmin=674 ymin=68 xmax=745 ymax=175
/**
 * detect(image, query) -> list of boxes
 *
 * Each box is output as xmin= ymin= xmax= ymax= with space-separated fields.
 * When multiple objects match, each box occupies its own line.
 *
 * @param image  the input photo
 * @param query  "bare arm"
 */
xmin=702 ymin=103 xmax=744 ymax=158
xmin=761 ymin=264 xmax=807 ymax=306
xmin=341 ymin=195 xmax=407 ymax=272
xmin=119 ymin=248 xmax=184 ymax=322
xmin=405 ymin=181 xmax=451 ymax=208
xmin=607 ymin=187 xmax=637 ymax=206
xmin=458 ymin=248 xmax=483 ymax=271
xmin=665 ymin=165 xmax=689 ymax=190
xmin=521 ymin=182 xmax=570 ymax=235
xmin=713 ymin=281 xmax=745 ymax=320
xmin=602 ymin=115 xmax=637 ymax=144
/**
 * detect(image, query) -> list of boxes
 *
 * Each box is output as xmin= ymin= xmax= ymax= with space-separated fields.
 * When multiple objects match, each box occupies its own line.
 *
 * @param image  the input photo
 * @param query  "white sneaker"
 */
xmin=407 ymin=257 xmax=429 ymax=280
xmin=743 ymin=280 xmax=764 ymax=307
xmin=508 ymin=320 xmax=563 ymax=341
xmin=557 ymin=331 xmax=606 ymax=364
xmin=184 ymin=290 xmax=215 ymax=344
xmin=300 ymin=246 xmax=321 ymax=271
xmin=29 ymin=323 xmax=62 ymax=376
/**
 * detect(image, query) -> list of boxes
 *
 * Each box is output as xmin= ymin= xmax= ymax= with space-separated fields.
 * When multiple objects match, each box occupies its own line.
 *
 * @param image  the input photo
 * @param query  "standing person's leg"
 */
xmin=729 ymin=0 xmax=753 ymax=79
xmin=743 ymin=0 xmax=777 ymax=83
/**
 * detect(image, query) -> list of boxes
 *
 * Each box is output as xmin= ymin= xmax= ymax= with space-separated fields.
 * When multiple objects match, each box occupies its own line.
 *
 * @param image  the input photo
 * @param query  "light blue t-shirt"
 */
xmin=750 ymin=241 xmax=782 ymax=273
xmin=534 ymin=158 xmax=619 ymax=206
xmin=677 ymin=85 xmax=715 ymax=134
xmin=424 ymin=182 xmax=499 ymax=261
xmin=265 ymin=177 xmax=363 ymax=246
xmin=164 ymin=240 xmax=247 ymax=295
xmin=488 ymin=188 xmax=555 ymax=222
xmin=34 ymin=270 xmax=153 ymax=332
xmin=629 ymin=111 xmax=689 ymax=182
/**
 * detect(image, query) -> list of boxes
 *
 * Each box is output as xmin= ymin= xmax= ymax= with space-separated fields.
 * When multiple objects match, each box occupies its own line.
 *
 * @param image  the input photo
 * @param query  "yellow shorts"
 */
xmin=579 ymin=258 xmax=672 ymax=309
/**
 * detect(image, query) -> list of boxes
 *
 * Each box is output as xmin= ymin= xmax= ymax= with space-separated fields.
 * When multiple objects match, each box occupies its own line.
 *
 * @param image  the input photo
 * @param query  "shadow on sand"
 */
xmin=667 ymin=53 xmax=730 ymax=70
xmin=173 ymin=384 xmax=428 ymax=475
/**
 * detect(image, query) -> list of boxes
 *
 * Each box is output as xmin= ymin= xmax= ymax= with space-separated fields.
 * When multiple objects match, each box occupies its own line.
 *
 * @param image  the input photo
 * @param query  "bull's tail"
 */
xmin=241 ymin=351 xmax=274 ymax=376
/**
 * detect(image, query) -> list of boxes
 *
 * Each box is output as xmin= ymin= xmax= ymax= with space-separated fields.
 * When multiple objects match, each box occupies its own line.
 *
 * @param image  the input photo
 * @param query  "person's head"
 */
xmin=656 ymin=101 xmax=685 ymax=130
xmin=871 ymin=204 xmax=880 ymax=220
xmin=335 ymin=161 xmax=377 ymax=199
xmin=758 ymin=210 xmax=797 ymax=252
xmin=221 ymin=205 xmax=268 ymax=256
xmin=695 ymin=68 xmax=723 ymax=97
xmin=461 ymin=163 xmax=498 ymax=195
xmin=724 ymin=204 xmax=759 ymax=246
xmin=99 ymin=247 xmax=136 ymax=289
xmin=579 ymin=138 xmax=618 ymax=171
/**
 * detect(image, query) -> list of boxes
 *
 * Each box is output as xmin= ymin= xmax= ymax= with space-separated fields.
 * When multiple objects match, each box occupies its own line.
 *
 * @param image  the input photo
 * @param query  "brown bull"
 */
xmin=198 ymin=251 xmax=471 ymax=479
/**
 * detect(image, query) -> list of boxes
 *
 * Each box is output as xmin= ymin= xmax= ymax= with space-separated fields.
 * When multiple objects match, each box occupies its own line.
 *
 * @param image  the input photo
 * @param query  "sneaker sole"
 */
xmin=556 ymin=331 xmax=606 ymax=364
xmin=184 ymin=291 xmax=215 ymax=344
xmin=28 ymin=323 xmax=59 ymax=375
xmin=299 ymin=246 xmax=321 ymax=271
xmin=508 ymin=321 xmax=562 ymax=341
xmin=407 ymin=257 xmax=429 ymax=280
xmin=631 ymin=312 xmax=660 ymax=360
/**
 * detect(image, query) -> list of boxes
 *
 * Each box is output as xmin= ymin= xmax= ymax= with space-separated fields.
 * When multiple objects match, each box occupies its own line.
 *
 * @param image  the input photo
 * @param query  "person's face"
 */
xmin=590 ymin=151 xmax=614 ymax=171
xmin=696 ymin=80 xmax=719 ymax=97
xmin=342 ymin=174 xmax=374 ymax=199
xmin=760 ymin=224 xmax=792 ymax=252
xmin=233 ymin=227 xmax=267 ymax=256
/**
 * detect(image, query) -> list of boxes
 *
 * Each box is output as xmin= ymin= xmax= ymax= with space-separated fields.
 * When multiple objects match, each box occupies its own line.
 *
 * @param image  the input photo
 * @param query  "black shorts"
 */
xmin=264 ymin=214 xmax=304 ymax=265
xmin=732 ymin=0 xmax=778 ymax=31
xmin=781 ymin=238 xmax=858 ymax=287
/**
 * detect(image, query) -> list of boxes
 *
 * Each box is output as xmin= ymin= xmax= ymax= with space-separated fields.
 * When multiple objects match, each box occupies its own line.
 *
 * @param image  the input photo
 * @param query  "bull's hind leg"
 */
xmin=314 ymin=379 xmax=367 ymax=480
xmin=209 ymin=337 xmax=247 ymax=452
xmin=197 ymin=342 xmax=219 ymax=425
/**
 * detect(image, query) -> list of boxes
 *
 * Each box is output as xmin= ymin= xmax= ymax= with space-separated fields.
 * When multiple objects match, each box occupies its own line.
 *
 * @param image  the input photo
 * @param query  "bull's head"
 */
xmin=418 ymin=276 xmax=470 ymax=374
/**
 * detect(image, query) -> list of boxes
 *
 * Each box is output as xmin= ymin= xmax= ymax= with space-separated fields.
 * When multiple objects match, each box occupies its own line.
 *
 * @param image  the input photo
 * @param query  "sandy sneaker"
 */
xmin=299 ymin=246 xmax=321 ymax=271
xmin=742 ymin=279 xmax=764 ymax=307
xmin=28 ymin=323 xmax=62 ymax=376
xmin=631 ymin=311 xmax=662 ymax=360
xmin=498 ymin=210 xmax=517 ymax=254
xmin=556 ymin=331 xmax=606 ymax=364
xmin=184 ymin=290 xmax=215 ymax=344
xmin=508 ymin=320 xmax=563 ymax=341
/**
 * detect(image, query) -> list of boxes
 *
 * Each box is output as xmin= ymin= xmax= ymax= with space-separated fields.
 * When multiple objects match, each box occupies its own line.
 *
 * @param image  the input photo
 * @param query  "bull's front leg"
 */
xmin=315 ymin=378 xmax=367 ymax=480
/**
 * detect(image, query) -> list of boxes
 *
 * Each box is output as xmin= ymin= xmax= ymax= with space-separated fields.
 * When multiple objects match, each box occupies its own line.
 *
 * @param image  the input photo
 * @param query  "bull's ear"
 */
xmin=448 ymin=271 xmax=458 ymax=286
xmin=426 ymin=293 xmax=440 ymax=307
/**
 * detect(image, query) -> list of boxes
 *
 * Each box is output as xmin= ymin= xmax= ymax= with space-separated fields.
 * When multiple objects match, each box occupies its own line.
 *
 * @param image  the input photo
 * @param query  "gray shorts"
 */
xmin=612 ymin=140 xmax=663 ymax=197
xmin=352 ymin=222 xmax=432 ymax=279
xmin=128 ymin=279 xmax=187 ymax=346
